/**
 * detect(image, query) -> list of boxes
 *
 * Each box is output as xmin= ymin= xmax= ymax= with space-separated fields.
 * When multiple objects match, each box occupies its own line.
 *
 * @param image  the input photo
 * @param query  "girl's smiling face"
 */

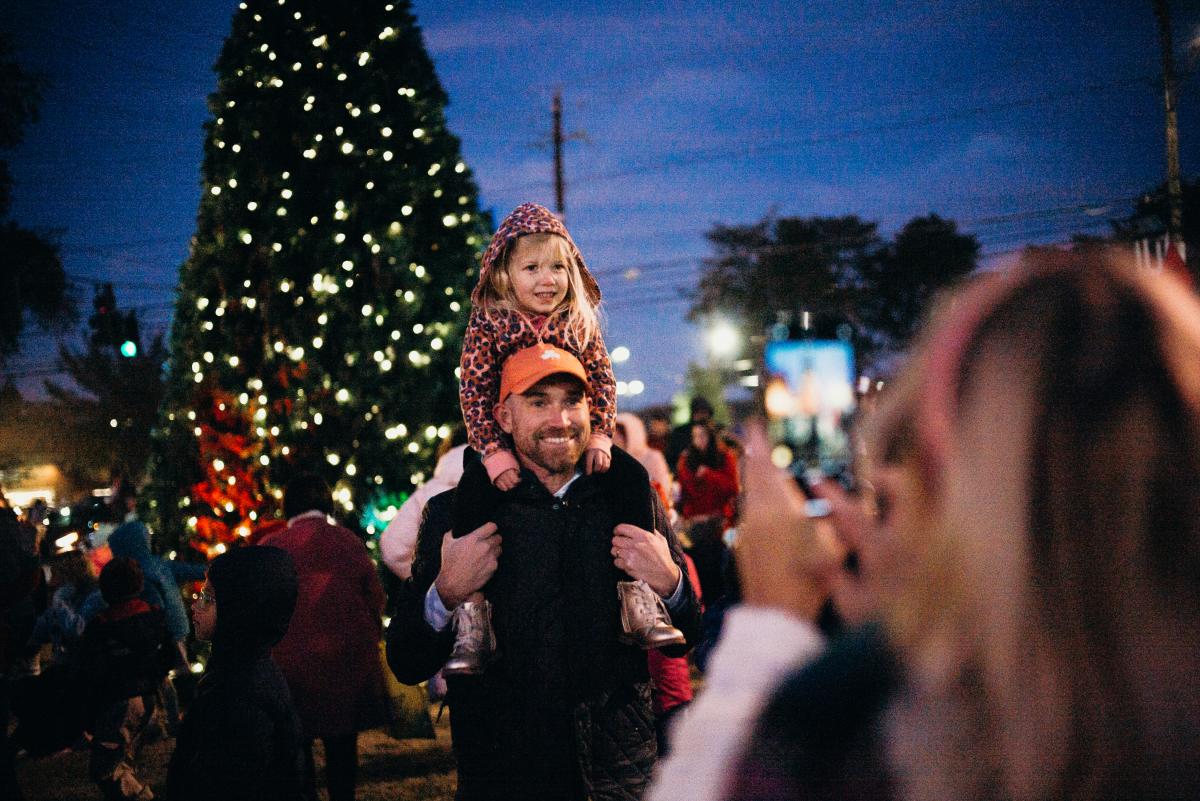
xmin=506 ymin=233 xmax=571 ymax=315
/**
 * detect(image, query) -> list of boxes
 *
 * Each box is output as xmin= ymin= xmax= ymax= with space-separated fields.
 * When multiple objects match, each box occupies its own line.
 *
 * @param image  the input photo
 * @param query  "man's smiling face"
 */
xmin=496 ymin=374 xmax=590 ymax=481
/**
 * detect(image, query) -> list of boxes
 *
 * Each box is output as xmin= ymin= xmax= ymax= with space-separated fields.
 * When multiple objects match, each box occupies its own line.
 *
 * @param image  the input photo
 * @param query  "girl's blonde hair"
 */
xmin=870 ymin=250 xmax=1200 ymax=801
xmin=476 ymin=232 xmax=601 ymax=352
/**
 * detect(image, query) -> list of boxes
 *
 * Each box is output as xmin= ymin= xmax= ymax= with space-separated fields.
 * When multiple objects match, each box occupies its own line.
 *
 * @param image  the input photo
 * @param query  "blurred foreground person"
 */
xmin=167 ymin=546 xmax=302 ymax=801
xmin=651 ymin=251 xmax=1200 ymax=801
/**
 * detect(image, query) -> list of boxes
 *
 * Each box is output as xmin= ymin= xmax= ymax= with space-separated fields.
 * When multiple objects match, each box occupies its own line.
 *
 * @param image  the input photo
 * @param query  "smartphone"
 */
xmin=761 ymin=338 xmax=858 ymax=495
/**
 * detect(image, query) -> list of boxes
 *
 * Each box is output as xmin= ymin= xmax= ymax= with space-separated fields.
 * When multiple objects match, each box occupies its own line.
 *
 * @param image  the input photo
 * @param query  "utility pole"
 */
xmin=553 ymin=89 xmax=565 ymax=218
xmin=1153 ymin=0 xmax=1184 ymax=240
xmin=538 ymin=89 xmax=586 ymax=221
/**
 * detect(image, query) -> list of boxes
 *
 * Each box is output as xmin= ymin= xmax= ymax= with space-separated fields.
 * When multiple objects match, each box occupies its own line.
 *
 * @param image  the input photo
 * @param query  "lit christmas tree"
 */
xmin=148 ymin=0 xmax=490 ymax=557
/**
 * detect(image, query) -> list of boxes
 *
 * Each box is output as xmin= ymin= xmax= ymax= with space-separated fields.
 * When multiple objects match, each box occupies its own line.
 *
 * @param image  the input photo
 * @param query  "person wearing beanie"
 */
xmin=166 ymin=546 xmax=302 ymax=801
xmin=79 ymin=557 xmax=176 ymax=801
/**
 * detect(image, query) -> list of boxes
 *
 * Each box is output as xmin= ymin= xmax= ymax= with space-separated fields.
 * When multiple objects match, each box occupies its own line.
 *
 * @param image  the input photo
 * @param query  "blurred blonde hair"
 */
xmin=475 ymin=232 xmax=601 ymax=352
xmin=870 ymin=250 xmax=1200 ymax=801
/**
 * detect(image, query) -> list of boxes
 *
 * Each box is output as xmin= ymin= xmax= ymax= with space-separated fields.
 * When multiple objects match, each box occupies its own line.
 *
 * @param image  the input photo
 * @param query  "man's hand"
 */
xmin=584 ymin=448 xmax=611 ymax=475
xmin=493 ymin=468 xmax=520 ymax=491
xmin=611 ymin=523 xmax=681 ymax=598
xmin=736 ymin=421 xmax=845 ymax=622
xmin=434 ymin=522 xmax=501 ymax=609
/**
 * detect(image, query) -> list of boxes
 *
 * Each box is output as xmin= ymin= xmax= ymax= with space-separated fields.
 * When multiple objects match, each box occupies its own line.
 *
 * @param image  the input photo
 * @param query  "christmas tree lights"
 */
xmin=148 ymin=0 xmax=490 ymax=555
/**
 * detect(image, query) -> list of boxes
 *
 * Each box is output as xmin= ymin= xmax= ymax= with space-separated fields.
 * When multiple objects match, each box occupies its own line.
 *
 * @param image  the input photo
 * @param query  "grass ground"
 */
xmin=15 ymin=714 xmax=457 ymax=801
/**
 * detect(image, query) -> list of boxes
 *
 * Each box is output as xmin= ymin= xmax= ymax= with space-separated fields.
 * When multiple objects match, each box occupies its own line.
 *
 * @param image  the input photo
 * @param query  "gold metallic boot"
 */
xmin=617 ymin=579 xmax=686 ymax=649
xmin=443 ymin=599 xmax=495 ymax=675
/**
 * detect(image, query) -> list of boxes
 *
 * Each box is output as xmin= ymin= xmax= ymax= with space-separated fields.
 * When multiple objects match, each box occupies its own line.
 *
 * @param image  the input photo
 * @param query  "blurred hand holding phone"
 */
xmin=761 ymin=338 xmax=858 ymax=510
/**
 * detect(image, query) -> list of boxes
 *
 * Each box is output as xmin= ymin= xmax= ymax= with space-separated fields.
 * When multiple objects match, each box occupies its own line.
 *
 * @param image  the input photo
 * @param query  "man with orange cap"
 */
xmin=387 ymin=343 xmax=701 ymax=801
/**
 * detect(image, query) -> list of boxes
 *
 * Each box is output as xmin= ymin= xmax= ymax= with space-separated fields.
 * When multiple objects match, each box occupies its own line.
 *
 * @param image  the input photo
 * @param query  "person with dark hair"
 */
xmin=167 ymin=546 xmax=302 ymax=801
xmin=664 ymin=396 xmax=714 ymax=475
xmin=279 ymin=473 xmax=335 ymax=519
xmin=259 ymin=475 xmax=388 ymax=801
xmin=80 ymin=557 xmax=176 ymax=801
xmin=676 ymin=422 xmax=739 ymax=528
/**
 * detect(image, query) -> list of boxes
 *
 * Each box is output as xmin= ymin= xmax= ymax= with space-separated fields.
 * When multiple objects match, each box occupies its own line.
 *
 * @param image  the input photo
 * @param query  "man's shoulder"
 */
xmin=419 ymin=489 xmax=456 ymax=537
xmin=425 ymin=487 xmax=456 ymax=516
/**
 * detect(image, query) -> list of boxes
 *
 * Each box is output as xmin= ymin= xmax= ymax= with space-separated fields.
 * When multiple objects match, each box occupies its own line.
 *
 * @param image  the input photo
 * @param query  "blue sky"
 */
xmin=6 ymin=0 xmax=1199 ymax=407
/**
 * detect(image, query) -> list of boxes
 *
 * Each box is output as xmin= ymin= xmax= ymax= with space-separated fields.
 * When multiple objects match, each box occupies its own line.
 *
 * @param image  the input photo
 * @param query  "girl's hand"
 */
xmin=584 ymin=448 xmax=611 ymax=474
xmin=493 ymin=468 xmax=521 ymax=491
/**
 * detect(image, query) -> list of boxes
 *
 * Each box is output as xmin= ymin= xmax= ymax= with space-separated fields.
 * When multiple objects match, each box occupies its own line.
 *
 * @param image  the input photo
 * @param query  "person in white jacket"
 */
xmin=380 ymin=442 xmax=467 ymax=580
xmin=615 ymin=412 xmax=674 ymax=508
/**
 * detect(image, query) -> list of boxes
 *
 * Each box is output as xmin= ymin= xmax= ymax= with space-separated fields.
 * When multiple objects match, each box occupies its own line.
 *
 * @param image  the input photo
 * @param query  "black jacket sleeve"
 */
xmin=385 ymin=490 xmax=457 ymax=685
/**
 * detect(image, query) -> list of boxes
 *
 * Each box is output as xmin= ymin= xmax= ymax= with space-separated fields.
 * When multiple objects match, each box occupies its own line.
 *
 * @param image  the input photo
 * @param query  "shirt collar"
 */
xmin=553 ymin=470 xmax=584 ymax=499
xmin=287 ymin=509 xmax=332 ymax=528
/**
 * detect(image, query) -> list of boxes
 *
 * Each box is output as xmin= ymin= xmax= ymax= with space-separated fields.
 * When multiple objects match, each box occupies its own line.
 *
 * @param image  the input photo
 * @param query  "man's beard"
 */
xmin=518 ymin=423 xmax=588 ymax=476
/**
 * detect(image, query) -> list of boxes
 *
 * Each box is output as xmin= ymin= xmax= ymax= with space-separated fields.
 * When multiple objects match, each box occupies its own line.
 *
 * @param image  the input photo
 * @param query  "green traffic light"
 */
xmin=120 ymin=340 xmax=138 ymax=358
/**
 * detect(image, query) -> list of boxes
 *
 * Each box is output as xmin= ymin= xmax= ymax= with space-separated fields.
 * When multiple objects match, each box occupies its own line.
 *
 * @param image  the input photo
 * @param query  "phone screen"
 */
xmin=761 ymin=339 xmax=857 ymax=484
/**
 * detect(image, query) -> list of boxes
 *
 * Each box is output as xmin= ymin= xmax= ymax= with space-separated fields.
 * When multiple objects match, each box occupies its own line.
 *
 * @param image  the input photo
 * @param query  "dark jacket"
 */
xmin=387 ymin=468 xmax=702 ymax=801
xmin=79 ymin=599 xmax=174 ymax=707
xmin=108 ymin=520 xmax=207 ymax=642
xmin=167 ymin=546 xmax=302 ymax=801
xmin=725 ymin=625 xmax=899 ymax=801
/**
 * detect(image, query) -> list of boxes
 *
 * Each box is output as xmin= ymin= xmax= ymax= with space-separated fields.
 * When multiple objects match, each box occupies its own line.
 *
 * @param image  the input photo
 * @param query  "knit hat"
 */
xmin=474 ymin=202 xmax=601 ymax=306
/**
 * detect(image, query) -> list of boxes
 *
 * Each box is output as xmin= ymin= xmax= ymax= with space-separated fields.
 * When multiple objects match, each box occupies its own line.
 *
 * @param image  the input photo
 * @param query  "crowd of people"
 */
xmin=4 ymin=208 xmax=1199 ymax=801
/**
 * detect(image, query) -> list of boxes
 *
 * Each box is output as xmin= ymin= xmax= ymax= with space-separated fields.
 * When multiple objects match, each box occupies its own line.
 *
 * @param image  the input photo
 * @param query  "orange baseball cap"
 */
xmin=499 ymin=343 xmax=589 ymax=404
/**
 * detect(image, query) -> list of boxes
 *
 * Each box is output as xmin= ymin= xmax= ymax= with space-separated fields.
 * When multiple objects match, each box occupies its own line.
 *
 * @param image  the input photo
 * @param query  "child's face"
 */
xmin=506 ymin=234 xmax=570 ymax=315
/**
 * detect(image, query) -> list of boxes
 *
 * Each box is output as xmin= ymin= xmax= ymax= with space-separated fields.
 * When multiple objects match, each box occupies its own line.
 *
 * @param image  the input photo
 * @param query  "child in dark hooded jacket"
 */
xmin=166 ymin=545 xmax=303 ymax=801
xmin=80 ymin=557 xmax=176 ymax=801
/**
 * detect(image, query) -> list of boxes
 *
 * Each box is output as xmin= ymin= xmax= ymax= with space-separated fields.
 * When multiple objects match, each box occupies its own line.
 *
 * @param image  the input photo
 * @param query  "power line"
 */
xmin=489 ymin=74 xmax=1172 ymax=194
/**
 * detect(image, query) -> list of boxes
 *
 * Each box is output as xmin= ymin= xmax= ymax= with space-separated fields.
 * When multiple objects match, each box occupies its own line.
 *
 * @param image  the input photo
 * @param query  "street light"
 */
xmin=611 ymin=345 xmax=630 ymax=364
xmin=706 ymin=321 xmax=740 ymax=359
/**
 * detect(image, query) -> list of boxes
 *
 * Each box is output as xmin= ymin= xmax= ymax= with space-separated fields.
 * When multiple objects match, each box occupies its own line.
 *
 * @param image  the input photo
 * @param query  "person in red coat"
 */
xmin=258 ymin=474 xmax=389 ymax=801
xmin=675 ymin=422 xmax=740 ymax=527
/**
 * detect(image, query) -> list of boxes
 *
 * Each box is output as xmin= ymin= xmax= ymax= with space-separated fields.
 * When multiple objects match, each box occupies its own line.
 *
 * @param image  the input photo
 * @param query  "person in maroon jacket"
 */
xmin=258 ymin=474 xmax=389 ymax=801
